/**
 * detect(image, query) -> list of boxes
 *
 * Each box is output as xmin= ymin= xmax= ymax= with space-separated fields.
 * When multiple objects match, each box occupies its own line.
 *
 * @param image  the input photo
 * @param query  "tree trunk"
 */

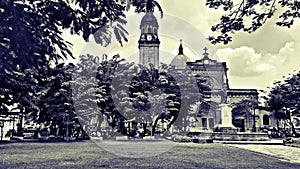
xmin=152 ymin=117 xmax=160 ymax=136
xmin=18 ymin=108 xmax=24 ymax=134
xmin=183 ymin=116 xmax=187 ymax=133
xmin=143 ymin=122 xmax=147 ymax=136
xmin=289 ymin=115 xmax=296 ymax=136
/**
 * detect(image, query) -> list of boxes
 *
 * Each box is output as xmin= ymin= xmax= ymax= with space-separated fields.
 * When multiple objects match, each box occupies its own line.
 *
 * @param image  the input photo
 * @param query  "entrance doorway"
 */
xmin=233 ymin=118 xmax=245 ymax=132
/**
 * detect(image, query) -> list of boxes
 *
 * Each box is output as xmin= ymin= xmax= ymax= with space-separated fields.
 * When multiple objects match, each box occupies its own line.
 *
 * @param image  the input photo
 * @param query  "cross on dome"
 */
xmin=203 ymin=47 xmax=209 ymax=58
xmin=178 ymin=39 xmax=184 ymax=55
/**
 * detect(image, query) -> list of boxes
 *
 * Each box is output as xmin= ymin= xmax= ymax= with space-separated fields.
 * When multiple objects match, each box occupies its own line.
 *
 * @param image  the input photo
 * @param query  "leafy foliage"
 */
xmin=71 ymin=54 xmax=109 ymax=135
xmin=65 ymin=0 xmax=131 ymax=46
xmin=231 ymin=99 xmax=258 ymax=119
xmin=62 ymin=0 xmax=164 ymax=46
xmin=0 ymin=0 xmax=164 ymax=70
xmin=0 ymin=0 xmax=73 ymax=69
xmin=85 ymin=54 xmax=206 ymax=136
xmin=37 ymin=63 xmax=75 ymax=129
xmin=95 ymin=57 xmax=183 ymax=135
xmin=267 ymin=72 xmax=300 ymax=117
xmin=0 ymin=0 xmax=166 ymax=137
xmin=131 ymin=0 xmax=164 ymax=18
xmin=206 ymin=0 xmax=300 ymax=44
xmin=231 ymin=99 xmax=258 ymax=131
xmin=266 ymin=71 xmax=300 ymax=133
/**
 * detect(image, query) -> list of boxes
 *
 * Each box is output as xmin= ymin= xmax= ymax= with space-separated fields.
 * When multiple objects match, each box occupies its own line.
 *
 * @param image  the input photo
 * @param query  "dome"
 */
xmin=170 ymin=54 xmax=190 ymax=69
xmin=170 ymin=40 xmax=190 ymax=69
xmin=140 ymin=12 xmax=158 ymax=28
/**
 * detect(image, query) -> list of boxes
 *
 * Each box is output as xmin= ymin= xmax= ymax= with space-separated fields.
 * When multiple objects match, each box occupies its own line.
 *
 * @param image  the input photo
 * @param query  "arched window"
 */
xmin=148 ymin=26 xmax=152 ymax=33
xmin=263 ymin=115 xmax=269 ymax=125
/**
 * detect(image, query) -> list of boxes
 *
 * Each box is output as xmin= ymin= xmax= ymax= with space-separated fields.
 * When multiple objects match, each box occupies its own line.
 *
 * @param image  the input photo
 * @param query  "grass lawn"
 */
xmin=0 ymin=141 xmax=299 ymax=169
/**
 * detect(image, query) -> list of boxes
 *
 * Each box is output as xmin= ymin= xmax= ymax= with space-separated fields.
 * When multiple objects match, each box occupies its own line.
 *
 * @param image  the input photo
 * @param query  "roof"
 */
xmin=227 ymin=89 xmax=258 ymax=96
xmin=170 ymin=54 xmax=190 ymax=69
xmin=170 ymin=41 xmax=190 ymax=69
xmin=186 ymin=47 xmax=228 ymax=71
xmin=140 ymin=12 xmax=158 ymax=28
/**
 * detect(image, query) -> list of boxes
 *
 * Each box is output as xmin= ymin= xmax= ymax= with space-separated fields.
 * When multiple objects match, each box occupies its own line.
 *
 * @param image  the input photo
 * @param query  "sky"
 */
xmin=64 ymin=0 xmax=300 ymax=91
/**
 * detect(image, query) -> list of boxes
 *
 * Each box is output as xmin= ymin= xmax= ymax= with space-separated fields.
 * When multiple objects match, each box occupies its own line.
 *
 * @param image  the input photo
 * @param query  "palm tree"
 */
xmin=132 ymin=0 xmax=163 ymax=18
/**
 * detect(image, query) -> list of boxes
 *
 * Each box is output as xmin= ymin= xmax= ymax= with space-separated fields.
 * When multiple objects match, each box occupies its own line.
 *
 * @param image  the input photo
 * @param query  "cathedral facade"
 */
xmin=138 ymin=12 xmax=275 ymax=133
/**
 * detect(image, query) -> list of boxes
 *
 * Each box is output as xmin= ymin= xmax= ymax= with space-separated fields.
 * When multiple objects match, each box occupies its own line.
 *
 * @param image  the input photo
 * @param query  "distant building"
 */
xmin=139 ymin=11 xmax=275 ymax=133
xmin=171 ymin=43 xmax=262 ymax=132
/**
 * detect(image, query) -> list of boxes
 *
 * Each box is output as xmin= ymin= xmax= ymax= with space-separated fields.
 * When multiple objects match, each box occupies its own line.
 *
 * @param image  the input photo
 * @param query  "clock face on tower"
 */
xmin=147 ymin=34 xmax=152 ymax=41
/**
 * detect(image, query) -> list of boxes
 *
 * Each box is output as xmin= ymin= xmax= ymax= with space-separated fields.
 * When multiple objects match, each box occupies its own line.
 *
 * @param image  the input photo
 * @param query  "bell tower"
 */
xmin=139 ymin=12 xmax=160 ymax=69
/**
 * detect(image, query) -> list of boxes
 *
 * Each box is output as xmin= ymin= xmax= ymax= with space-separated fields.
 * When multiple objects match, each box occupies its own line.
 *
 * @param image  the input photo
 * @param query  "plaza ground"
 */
xmin=229 ymin=144 xmax=300 ymax=164
xmin=0 ymin=141 xmax=300 ymax=169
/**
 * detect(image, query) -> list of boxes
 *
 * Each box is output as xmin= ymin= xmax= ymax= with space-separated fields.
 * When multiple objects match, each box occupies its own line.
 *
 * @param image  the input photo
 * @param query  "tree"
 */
xmin=0 ymin=0 xmax=73 ymax=70
xmin=266 ymin=71 xmax=300 ymax=135
xmin=0 ymin=0 xmax=164 ymax=70
xmin=170 ymin=69 xmax=202 ymax=133
xmin=132 ymin=0 xmax=163 ymax=17
xmin=0 ymin=0 xmax=149 ymax=69
xmin=231 ymin=99 xmax=258 ymax=132
xmin=0 ymin=0 xmax=165 ymax=74
xmin=185 ymin=101 xmax=202 ymax=131
xmin=96 ymin=60 xmax=183 ymax=136
xmin=71 ymin=54 xmax=111 ymax=136
xmin=0 ymin=68 xmax=14 ymax=115
xmin=0 ymin=0 xmax=163 ymax=134
xmin=95 ymin=54 xmax=126 ymax=131
xmin=206 ymin=0 xmax=300 ymax=44
xmin=92 ymin=54 xmax=206 ymax=137
xmin=1 ymin=66 xmax=43 ymax=133
xmin=36 ymin=63 xmax=76 ymax=136
xmin=0 ymin=0 xmax=74 ymax=131
xmin=266 ymin=82 xmax=288 ymax=127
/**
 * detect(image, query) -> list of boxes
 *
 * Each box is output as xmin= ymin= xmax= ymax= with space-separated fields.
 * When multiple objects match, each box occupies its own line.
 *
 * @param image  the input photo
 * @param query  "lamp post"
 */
xmin=249 ymin=101 xmax=257 ymax=132
xmin=252 ymin=108 xmax=256 ymax=132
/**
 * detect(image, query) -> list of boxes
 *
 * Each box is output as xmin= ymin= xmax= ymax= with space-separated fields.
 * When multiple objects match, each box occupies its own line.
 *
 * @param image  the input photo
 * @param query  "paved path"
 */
xmin=229 ymin=144 xmax=300 ymax=164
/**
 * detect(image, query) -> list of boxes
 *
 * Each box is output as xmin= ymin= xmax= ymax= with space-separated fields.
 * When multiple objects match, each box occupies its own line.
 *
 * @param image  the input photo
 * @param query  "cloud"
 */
xmin=160 ymin=0 xmax=222 ymax=35
xmin=216 ymin=46 xmax=274 ymax=77
xmin=216 ymin=41 xmax=300 ymax=89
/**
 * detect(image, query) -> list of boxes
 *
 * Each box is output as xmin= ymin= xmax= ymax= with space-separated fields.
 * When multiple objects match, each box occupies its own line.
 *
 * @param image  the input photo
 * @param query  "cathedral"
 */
xmin=138 ymin=12 xmax=276 ymax=133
